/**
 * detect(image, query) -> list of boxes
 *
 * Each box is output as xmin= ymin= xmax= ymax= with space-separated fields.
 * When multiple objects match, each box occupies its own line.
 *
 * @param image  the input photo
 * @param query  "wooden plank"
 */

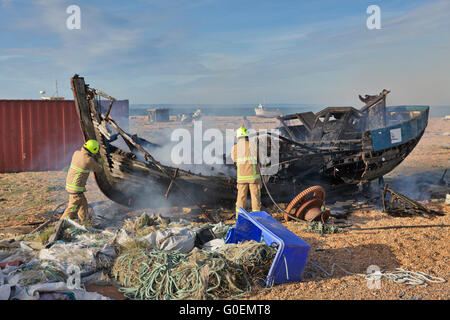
xmin=45 ymin=219 xmax=66 ymax=248
xmin=165 ymin=168 xmax=179 ymax=199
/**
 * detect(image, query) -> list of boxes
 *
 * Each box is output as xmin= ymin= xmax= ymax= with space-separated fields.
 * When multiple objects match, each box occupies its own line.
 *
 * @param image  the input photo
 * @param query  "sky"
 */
xmin=0 ymin=0 xmax=449 ymax=106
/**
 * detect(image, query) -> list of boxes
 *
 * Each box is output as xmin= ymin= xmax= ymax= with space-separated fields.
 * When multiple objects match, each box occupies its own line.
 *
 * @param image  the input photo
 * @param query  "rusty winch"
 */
xmin=284 ymin=186 xmax=330 ymax=222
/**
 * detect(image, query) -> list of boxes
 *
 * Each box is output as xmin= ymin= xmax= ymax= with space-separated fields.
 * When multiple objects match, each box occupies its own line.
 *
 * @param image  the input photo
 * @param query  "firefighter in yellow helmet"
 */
xmin=231 ymin=127 xmax=262 ymax=218
xmin=60 ymin=140 xmax=104 ymax=223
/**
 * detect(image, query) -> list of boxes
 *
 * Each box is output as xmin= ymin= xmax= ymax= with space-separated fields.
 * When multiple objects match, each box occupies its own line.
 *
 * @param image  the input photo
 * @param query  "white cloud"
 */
xmin=0 ymin=0 xmax=449 ymax=105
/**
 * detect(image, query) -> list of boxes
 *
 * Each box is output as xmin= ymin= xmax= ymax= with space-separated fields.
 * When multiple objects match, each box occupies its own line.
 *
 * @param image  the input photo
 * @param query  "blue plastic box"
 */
xmin=225 ymin=207 xmax=310 ymax=287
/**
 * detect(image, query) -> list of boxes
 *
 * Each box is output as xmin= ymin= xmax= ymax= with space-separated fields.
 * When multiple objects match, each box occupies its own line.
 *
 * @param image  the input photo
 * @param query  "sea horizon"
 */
xmin=130 ymin=103 xmax=450 ymax=118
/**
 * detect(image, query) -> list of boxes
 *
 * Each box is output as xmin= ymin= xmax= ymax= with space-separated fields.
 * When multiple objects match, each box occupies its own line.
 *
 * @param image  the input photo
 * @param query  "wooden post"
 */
xmin=165 ymin=168 xmax=179 ymax=199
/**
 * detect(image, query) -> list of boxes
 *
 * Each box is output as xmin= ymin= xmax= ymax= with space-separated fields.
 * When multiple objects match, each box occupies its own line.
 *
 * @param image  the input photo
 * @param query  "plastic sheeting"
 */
xmin=141 ymin=227 xmax=196 ymax=253
xmin=0 ymin=213 xmax=230 ymax=300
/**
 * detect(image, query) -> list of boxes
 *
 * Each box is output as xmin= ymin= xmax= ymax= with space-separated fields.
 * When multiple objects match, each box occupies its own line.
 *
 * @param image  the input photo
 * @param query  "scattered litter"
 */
xmin=0 ymin=260 xmax=110 ymax=300
xmin=2 ymin=191 xmax=446 ymax=300
xmin=0 ymin=219 xmax=117 ymax=300
xmin=109 ymin=212 xmax=277 ymax=300
xmin=201 ymin=239 xmax=224 ymax=251
xmin=305 ymin=221 xmax=344 ymax=234
xmin=116 ymin=213 xmax=199 ymax=253
xmin=140 ymin=227 xmax=196 ymax=253
xmin=0 ymin=241 xmax=35 ymax=265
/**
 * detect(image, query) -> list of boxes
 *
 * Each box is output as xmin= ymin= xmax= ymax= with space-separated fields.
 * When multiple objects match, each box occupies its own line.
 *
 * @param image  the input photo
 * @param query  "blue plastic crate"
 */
xmin=225 ymin=207 xmax=310 ymax=287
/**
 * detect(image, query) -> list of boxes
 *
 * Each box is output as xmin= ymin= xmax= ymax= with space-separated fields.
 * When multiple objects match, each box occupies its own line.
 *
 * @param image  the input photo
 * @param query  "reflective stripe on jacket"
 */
xmin=65 ymin=147 xmax=103 ymax=193
xmin=231 ymin=138 xmax=261 ymax=184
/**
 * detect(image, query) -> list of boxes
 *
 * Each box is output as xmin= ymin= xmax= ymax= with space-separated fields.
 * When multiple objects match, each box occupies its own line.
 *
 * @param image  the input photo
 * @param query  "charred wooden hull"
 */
xmin=275 ymin=104 xmax=429 ymax=186
xmin=71 ymin=76 xmax=428 ymax=207
xmin=71 ymin=75 xmax=237 ymax=208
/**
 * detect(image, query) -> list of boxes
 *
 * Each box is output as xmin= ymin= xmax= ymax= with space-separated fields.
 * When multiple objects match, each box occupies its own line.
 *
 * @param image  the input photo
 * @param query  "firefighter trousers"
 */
xmin=236 ymin=182 xmax=262 ymax=218
xmin=61 ymin=192 xmax=89 ymax=222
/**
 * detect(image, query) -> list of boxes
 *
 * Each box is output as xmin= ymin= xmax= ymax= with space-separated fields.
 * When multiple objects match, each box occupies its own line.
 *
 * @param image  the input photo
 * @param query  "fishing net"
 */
xmin=112 ymin=248 xmax=249 ymax=300
xmin=218 ymin=240 xmax=277 ymax=280
xmin=112 ymin=241 xmax=276 ymax=300
xmin=122 ymin=214 xmax=166 ymax=237
xmin=122 ymin=213 xmax=188 ymax=237
xmin=7 ymin=262 xmax=67 ymax=287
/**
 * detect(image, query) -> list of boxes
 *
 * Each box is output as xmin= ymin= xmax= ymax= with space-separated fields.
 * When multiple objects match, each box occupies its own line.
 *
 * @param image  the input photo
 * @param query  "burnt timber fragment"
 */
xmin=71 ymin=75 xmax=235 ymax=213
xmin=382 ymin=185 xmax=445 ymax=218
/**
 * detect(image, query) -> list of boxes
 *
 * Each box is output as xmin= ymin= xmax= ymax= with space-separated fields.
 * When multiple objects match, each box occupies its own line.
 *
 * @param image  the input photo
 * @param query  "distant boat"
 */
xmin=254 ymin=103 xmax=280 ymax=117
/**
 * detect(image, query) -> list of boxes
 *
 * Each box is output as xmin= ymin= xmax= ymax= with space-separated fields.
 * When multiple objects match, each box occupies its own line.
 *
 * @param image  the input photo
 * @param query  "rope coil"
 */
xmin=308 ymin=260 xmax=446 ymax=287
xmin=113 ymin=241 xmax=276 ymax=300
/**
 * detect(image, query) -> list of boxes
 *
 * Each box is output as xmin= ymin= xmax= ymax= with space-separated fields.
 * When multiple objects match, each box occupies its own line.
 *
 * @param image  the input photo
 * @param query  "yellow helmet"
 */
xmin=83 ymin=139 xmax=100 ymax=154
xmin=236 ymin=126 xmax=249 ymax=139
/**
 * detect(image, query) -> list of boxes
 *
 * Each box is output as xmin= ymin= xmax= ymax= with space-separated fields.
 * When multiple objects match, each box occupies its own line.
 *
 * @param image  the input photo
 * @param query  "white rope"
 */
xmin=308 ymin=260 xmax=446 ymax=287
xmin=368 ymin=268 xmax=447 ymax=286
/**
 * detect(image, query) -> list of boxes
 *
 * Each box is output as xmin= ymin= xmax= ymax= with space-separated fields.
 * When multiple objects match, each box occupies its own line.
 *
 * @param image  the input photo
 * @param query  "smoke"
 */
xmin=111 ymin=115 xmax=280 ymax=180
xmin=28 ymin=132 xmax=83 ymax=173
xmin=386 ymin=171 xmax=444 ymax=201
xmin=131 ymin=120 xmax=238 ymax=178
xmin=102 ymin=113 xmax=282 ymax=211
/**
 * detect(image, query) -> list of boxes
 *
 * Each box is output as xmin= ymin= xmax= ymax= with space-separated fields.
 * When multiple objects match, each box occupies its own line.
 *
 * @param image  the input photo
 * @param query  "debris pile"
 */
xmin=112 ymin=247 xmax=251 ymax=300
xmin=112 ymin=211 xmax=277 ymax=300
xmin=0 ymin=235 xmax=112 ymax=300
xmin=112 ymin=239 xmax=276 ymax=300
xmin=115 ymin=213 xmax=199 ymax=254
xmin=218 ymin=241 xmax=277 ymax=280
xmin=0 ymin=210 xmax=277 ymax=300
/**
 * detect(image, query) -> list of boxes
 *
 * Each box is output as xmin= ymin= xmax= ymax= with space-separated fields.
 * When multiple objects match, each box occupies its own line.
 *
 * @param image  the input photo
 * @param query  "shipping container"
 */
xmin=0 ymin=99 xmax=129 ymax=173
xmin=147 ymin=108 xmax=170 ymax=122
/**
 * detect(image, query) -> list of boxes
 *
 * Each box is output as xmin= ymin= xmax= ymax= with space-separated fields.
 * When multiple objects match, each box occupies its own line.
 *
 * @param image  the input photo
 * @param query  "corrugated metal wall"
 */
xmin=0 ymin=100 xmax=83 ymax=173
xmin=0 ymin=99 xmax=130 ymax=173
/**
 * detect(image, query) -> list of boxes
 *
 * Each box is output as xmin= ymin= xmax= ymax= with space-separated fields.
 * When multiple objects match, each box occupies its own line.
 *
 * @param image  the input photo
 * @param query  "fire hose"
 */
xmin=257 ymin=163 xmax=310 ymax=224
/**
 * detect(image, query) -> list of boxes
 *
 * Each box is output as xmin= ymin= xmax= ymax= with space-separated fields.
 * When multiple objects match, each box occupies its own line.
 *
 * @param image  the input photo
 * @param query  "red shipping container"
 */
xmin=0 ymin=100 xmax=83 ymax=173
xmin=0 ymin=99 xmax=129 ymax=173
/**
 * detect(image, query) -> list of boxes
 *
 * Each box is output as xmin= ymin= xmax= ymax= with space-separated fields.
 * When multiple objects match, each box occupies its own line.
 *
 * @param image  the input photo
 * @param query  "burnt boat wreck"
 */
xmin=275 ymin=89 xmax=429 ymax=186
xmin=70 ymin=75 xmax=429 ymax=208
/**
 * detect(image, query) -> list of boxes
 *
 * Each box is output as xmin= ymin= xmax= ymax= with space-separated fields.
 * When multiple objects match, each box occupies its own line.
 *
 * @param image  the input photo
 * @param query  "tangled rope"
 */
xmin=308 ymin=260 xmax=446 ymax=287
xmin=365 ymin=268 xmax=446 ymax=286
xmin=218 ymin=241 xmax=277 ymax=281
xmin=112 ymin=241 xmax=277 ymax=300
xmin=112 ymin=248 xmax=250 ymax=300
